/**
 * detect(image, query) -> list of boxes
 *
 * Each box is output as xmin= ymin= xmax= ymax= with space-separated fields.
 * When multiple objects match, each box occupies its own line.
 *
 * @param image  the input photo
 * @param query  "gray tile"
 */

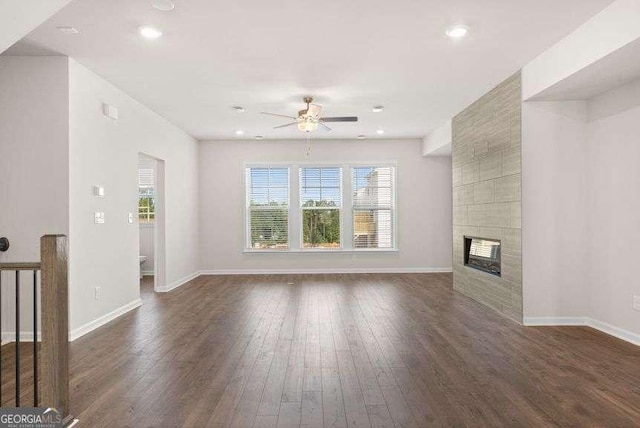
xmin=467 ymin=205 xmax=487 ymax=226
xmin=502 ymin=147 xmax=521 ymax=176
xmin=453 ymin=206 xmax=468 ymax=226
xmin=473 ymin=180 xmax=495 ymax=204
xmin=485 ymin=203 xmax=511 ymax=227
xmin=495 ymin=174 xmax=521 ymax=203
xmin=479 ymin=153 xmax=502 ymax=181
xmin=511 ymin=202 xmax=521 ymax=229
xmin=452 ymin=166 xmax=463 ymax=188
xmin=462 ymin=161 xmax=480 ymax=185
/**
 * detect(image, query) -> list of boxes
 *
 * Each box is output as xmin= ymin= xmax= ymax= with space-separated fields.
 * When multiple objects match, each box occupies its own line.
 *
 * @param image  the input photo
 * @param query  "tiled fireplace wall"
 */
xmin=452 ymin=72 xmax=523 ymax=322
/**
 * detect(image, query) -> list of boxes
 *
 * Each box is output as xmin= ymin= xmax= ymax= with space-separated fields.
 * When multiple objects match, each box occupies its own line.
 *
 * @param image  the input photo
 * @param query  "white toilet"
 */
xmin=139 ymin=255 xmax=147 ymax=279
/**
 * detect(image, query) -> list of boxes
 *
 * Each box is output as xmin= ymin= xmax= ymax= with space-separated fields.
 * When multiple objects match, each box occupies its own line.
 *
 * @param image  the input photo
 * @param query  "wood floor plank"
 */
xmin=322 ymin=368 xmax=348 ymax=428
xmin=301 ymin=390 xmax=324 ymax=428
xmin=366 ymin=405 xmax=395 ymax=428
xmin=277 ymin=400 xmax=301 ymax=428
xmin=3 ymin=273 xmax=639 ymax=427
xmin=336 ymin=350 xmax=372 ymax=428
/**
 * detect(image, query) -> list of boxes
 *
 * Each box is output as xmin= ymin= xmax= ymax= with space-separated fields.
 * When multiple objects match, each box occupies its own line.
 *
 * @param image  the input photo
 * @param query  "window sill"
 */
xmin=243 ymin=248 xmax=399 ymax=254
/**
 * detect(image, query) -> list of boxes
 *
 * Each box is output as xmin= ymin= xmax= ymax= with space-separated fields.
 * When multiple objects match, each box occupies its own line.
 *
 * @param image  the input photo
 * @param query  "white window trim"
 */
xmin=244 ymin=166 xmax=291 ymax=251
xmin=243 ymin=161 xmax=398 ymax=253
xmin=299 ymin=165 xmax=344 ymax=251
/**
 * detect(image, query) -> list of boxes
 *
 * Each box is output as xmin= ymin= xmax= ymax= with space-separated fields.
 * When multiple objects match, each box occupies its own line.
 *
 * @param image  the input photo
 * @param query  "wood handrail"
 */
xmin=0 ymin=262 xmax=41 ymax=271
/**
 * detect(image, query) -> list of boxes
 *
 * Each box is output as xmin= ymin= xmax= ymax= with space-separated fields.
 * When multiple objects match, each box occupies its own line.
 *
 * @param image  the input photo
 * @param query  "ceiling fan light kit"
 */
xmin=262 ymin=97 xmax=358 ymax=133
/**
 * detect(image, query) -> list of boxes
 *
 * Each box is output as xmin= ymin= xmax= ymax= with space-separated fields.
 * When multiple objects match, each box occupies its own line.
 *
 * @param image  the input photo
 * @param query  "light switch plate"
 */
xmin=633 ymin=295 xmax=640 ymax=311
xmin=94 ymin=212 xmax=105 ymax=224
xmin=128 ymin=213 xmax=134 ymax=224
xmin=102 ymin=103 xmax=118 ymax=120
xmin=93 ymin=185 xmax=105 ymax=197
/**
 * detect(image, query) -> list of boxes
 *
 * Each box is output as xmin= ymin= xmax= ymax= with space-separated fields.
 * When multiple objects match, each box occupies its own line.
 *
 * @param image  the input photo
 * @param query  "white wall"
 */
xmin=422 ymin=120 xmax=452 ymax=157
xmin=68 ymin=59 xmax=199 ymax=332
xmin=139 ymin=225 xmax=155 ymax=274
xmin=522 ymin=101 xmax=590 ymax=319
xmin=586 ymin=81 xmax=640 ymax=335
xmin=0 ymin=56 xmax=69 ymax=338
xmin=199 ymin=139 xmax=452 ymax=273
xmin=0 ymin=0 xmax=74 ymax=54
xmin=522 ymin=81 xmax=640 ymax=340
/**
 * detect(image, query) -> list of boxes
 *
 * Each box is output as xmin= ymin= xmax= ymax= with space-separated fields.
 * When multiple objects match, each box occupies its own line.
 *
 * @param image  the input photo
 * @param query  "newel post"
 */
xmin=40 ymin=235 xmax=71 ymax=421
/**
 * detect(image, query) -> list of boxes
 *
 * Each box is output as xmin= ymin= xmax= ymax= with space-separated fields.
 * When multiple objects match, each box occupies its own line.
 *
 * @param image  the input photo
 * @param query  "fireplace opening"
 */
xmin=464 ymin=236 xmax=501 ymax=277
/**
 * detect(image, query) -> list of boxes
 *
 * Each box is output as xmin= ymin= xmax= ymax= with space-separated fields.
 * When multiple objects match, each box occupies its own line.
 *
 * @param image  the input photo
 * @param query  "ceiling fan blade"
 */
xmin=262 ymin=112 xmax=298 ymax=120
xmin=319 ymin=122 xmax=332 ymax=132
xmin=307 ymin=103 xmax=323 ymax=118
xmin=320 ymin=116 xmax=358 ymax=123
xmin=273 ymin=122 xmax=298 ymax=129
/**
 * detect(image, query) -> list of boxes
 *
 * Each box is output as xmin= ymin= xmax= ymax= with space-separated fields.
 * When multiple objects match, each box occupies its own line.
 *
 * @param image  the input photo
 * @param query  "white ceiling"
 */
xmin=0 ymin=0 xmax=73 ymax=54
xmin=5 ymin=0 xmax=614 ymax=140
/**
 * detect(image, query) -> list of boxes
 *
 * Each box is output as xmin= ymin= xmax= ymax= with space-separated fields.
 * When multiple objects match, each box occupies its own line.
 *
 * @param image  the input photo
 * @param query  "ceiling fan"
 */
xmin=261 ymin=97 xmax=358 ymax=133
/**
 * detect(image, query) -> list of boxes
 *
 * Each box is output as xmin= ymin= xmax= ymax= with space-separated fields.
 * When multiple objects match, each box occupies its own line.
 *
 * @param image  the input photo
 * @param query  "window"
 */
xmin=352 ymin=166 xmax=395 ymax=249
xmin=246 ymin=167 xmax=289 ymax=250
xmin=300 ymin=167 xmax=342 ymax=249
xmin=138 ymin=167 xmax=155 ymax=223
xmin=244 ymin=163 xmax=396 ymax=252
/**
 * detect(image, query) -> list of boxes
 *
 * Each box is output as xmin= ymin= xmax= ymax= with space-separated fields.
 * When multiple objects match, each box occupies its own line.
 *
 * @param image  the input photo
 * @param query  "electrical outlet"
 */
xmin=128 ymin=212 xmax=134 ymax=224
xmin=633 ymin=295 xmax=640 ymax=311
xmin=94 ymin=212 xmax=105 ymax=224
xmin=94 ymin=286 xmax=101 ymax=300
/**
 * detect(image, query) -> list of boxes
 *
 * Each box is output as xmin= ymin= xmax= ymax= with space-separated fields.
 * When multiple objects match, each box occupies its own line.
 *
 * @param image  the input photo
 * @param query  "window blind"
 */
xmin=352 ymin=166 xmax=394 ymax=249
xmin=300 ymin=167 xmax=342 ymax=249
xmin=246 ymin=167 xmax=289 ymax=250
xmin=138 ymin=169 xmax=154 ymax=188
xmin=138 ymin=156 xmax=156 ymax=188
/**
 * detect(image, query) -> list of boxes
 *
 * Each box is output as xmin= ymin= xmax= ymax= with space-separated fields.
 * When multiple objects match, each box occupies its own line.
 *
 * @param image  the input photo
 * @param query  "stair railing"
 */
xmin=0 ymin=235 xmax=72 ymax=425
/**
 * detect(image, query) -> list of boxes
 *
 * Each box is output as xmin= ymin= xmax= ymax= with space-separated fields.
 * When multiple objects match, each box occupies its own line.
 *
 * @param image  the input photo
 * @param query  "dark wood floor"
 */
xmin=2 ymin=273 xmax=640 ymax=427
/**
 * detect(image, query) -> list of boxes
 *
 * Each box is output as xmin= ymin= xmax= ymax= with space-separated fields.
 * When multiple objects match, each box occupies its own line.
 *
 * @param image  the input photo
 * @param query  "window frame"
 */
xmin=351 ymin=165 xmax=397 ymax=250
xmin=243 ymin=161 xmax=398 ymax=253
xmin=244 ymin=166 xmax=291 ymax=251
xmin=138 ymin=167 xmax=156 ymax=224
xmin=299 ymin=166 xmax=344 ymax=251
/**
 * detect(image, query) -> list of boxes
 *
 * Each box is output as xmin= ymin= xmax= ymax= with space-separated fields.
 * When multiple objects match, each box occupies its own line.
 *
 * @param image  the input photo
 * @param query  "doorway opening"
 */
xmin=137 ymin=153 xmax=166 ymax=293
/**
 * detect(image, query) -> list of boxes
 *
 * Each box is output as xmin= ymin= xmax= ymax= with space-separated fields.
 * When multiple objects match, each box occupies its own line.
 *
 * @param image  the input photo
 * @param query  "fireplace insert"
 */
xmin=464 ymin=236 xmax=501 ymax=277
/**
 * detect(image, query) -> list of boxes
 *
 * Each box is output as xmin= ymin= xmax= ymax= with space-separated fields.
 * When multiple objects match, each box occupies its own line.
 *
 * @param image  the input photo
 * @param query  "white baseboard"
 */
xmin=199 ymin=267 xmax=453 ymax=275
xmin=151 ymin=268 xmax=449 ymax=293
xmin=588 ymin=318 xmax=640 ymax=346
xmin=156 ymin=271 xmax=200 ymax=293
xmin=141 ymin=270 xmax=154 ymax=276
xmin=69 ymin=298 xmax=142 ymax=341
xmin=523 ymin=317 xmax=587 ymax=326
xmin=524 ymin=316 xmax=640 ymax=346
xmin=1 ymin=332 xmax=42 ymax=344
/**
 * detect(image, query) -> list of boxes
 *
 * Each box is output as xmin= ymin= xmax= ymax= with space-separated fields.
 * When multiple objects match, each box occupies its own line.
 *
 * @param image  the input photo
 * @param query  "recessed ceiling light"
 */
xmin=139 ymin=26 xmax=162 ymax=39
xmin=235 ymin=130 xmax=245 ymax=136
xmin=376 ymin=129 xmax=385 ymax=135
xmin=372 ymin=106 xmax=384 ymax=113
xmin=446 ymin=25 xmax=469 ymax=39
xmin=151 ymin=0 xmax=175 ymax=11
xmin=58 ymin=27 xmax=79 ymax=34
xmin=255 ymin=135 xmax=264 ymax=140
xmin=233 ymin=106 xmax=246 ymax=113
xmin=357 ymin=135 xmax=366 ymax=140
